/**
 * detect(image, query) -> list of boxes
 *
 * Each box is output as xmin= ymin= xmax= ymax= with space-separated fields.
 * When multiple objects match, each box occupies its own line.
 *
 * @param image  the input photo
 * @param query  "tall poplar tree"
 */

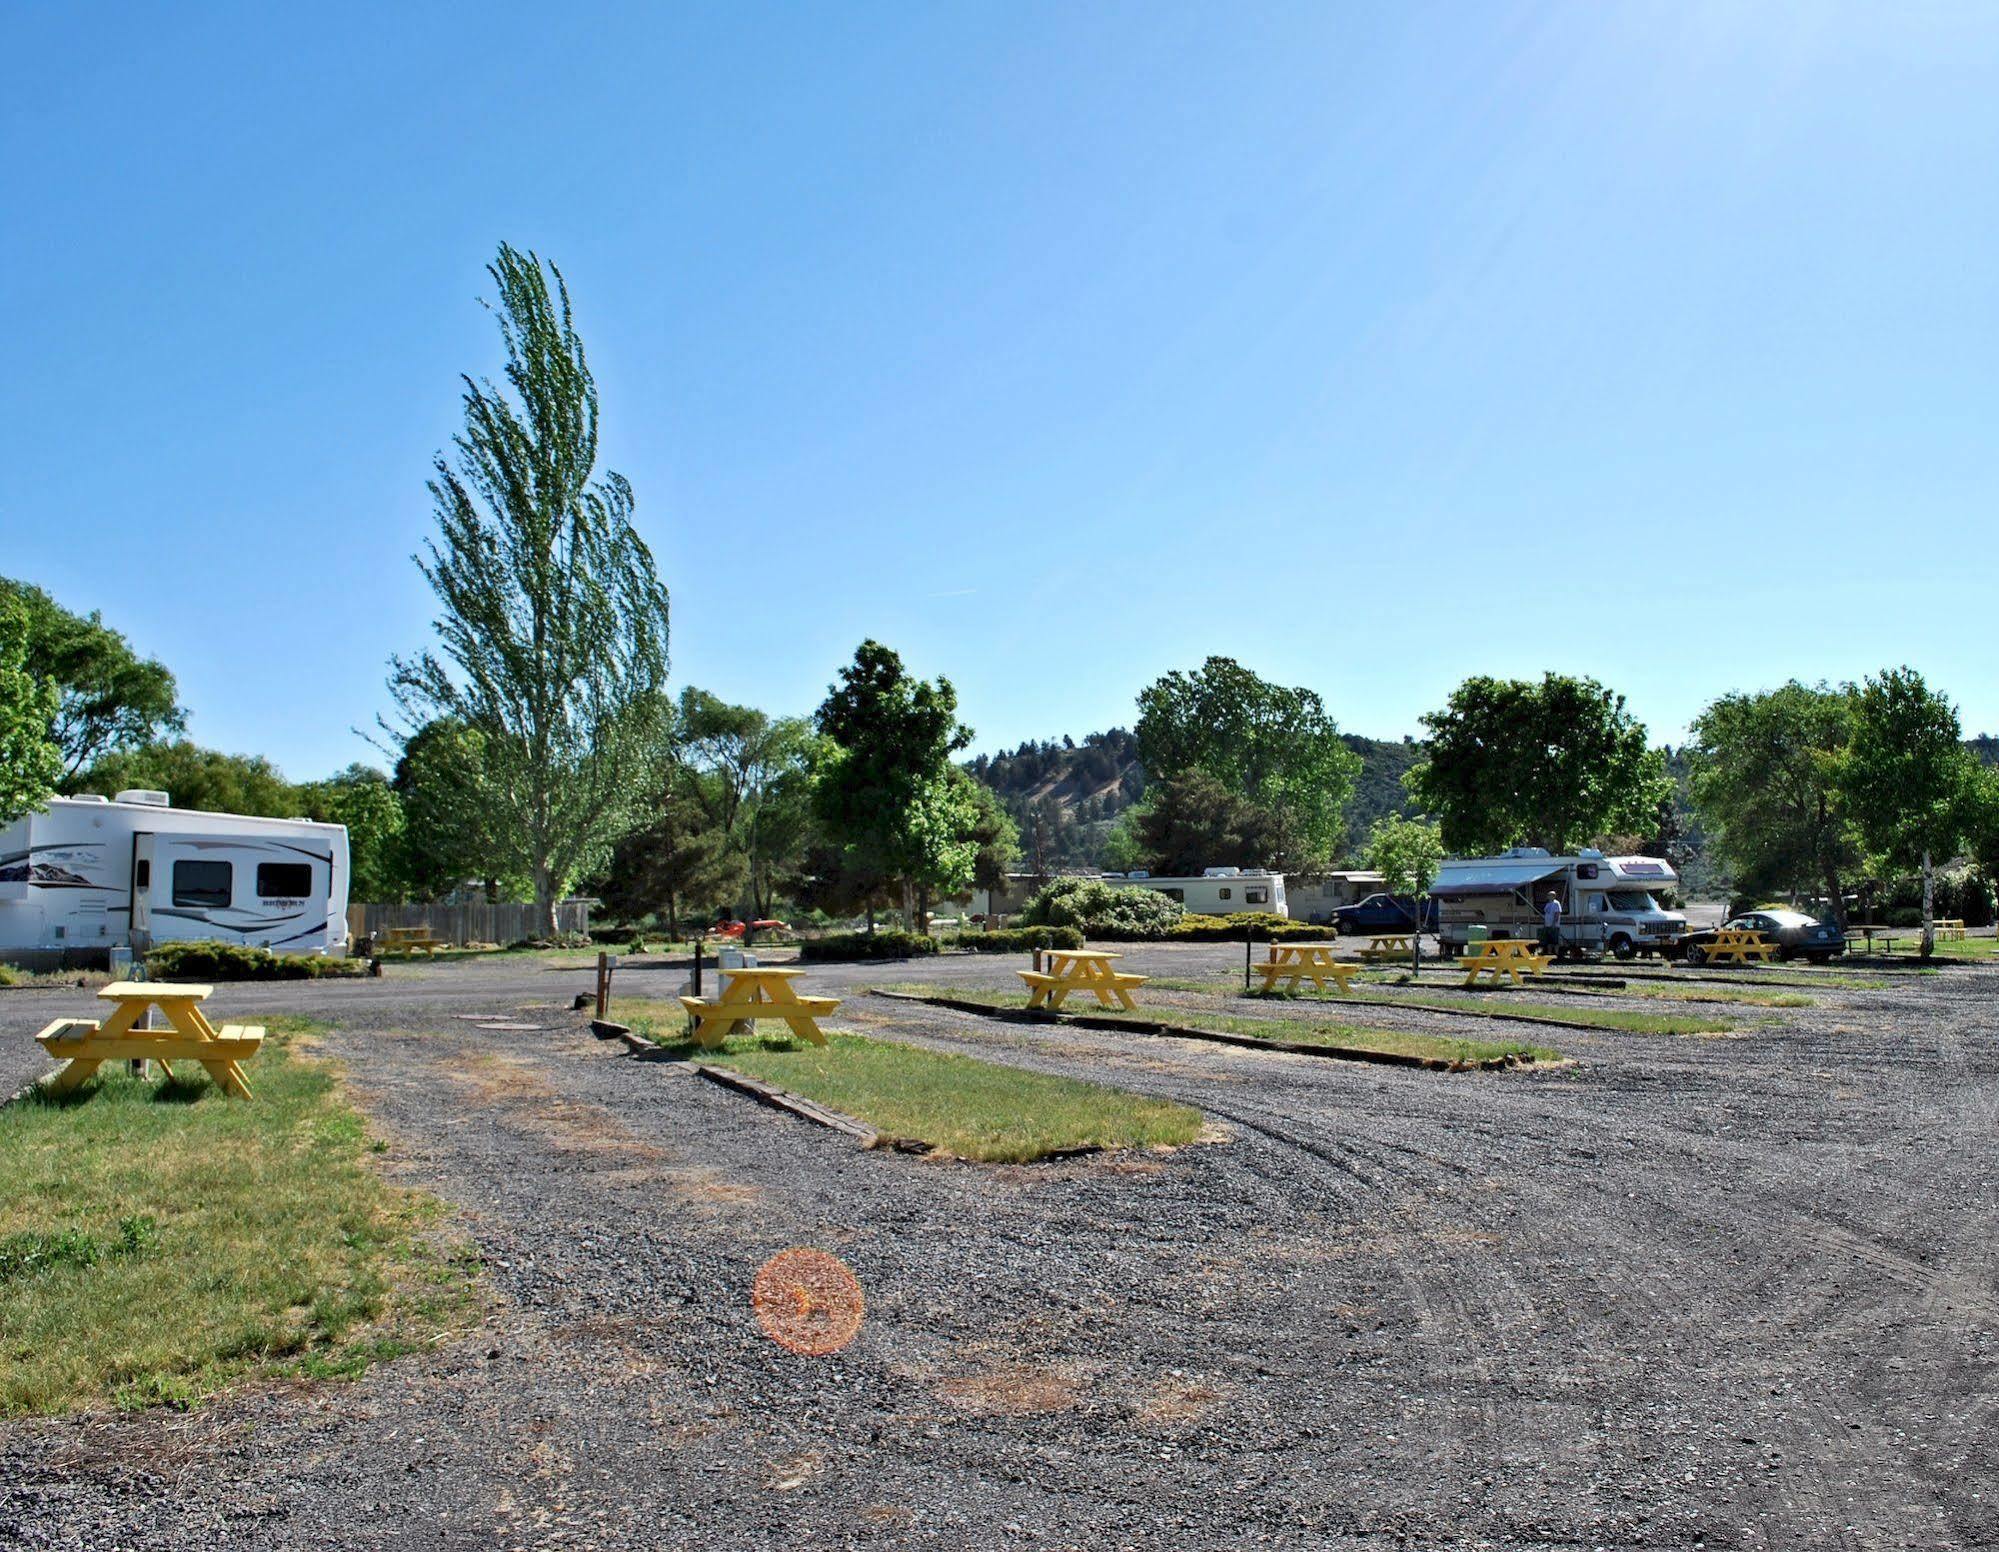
xmin=389 ymin=244 xmax=670 ymax=934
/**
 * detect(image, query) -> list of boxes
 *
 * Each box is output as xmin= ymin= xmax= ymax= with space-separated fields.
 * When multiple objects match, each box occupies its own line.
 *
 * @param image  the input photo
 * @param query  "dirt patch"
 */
xmin=1133 ymin=1374 xmax=1232 ymax=1430
xmin=934 ymin=1363 xmax=1082 ymax=1417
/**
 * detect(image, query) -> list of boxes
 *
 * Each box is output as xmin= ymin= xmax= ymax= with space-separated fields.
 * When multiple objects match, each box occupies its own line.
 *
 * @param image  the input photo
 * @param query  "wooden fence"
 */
xmin=347 ymin=900 xmax=592 ymax=948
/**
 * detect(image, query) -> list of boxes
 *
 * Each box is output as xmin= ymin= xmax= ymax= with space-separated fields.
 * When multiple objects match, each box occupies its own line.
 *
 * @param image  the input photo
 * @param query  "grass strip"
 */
xmin=613 ymin=998 xmax=1202 ymax=1163
xmin=0 ymin=1019 xmax=478 ymax=1417
xmin=1255 ymin=986 xmax=1730 ymax=1036
xmin=875 ymin=984 xmax=1559 ymax=1067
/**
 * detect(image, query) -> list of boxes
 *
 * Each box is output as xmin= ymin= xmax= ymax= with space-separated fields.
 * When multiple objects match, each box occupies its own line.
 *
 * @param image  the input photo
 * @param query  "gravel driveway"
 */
xmin=2 ymin=949 xmax=1995 ymax=1550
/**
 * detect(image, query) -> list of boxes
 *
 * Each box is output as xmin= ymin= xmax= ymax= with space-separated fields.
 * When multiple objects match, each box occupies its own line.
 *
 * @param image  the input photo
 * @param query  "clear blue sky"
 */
xmin=5 ymin=1 xmax=1996 ymax=781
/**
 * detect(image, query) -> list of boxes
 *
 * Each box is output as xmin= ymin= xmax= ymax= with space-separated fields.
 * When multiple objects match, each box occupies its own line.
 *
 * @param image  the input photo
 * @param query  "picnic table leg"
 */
xmin=44 ymin=1057 xmax=105 ymax=1096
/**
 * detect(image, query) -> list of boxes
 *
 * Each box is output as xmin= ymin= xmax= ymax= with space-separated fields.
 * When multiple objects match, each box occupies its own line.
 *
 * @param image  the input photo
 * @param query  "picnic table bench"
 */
xmin=679 ymin=966 xmax=838 ymax=1049
xmin=35 ymin=981 xmax=263 ymax=1099
xmin=1459 ymin=939 xmax=1551 ymax=988
xmin=1357 ymin=934 xmax=1417 ymax=962
xmin=1253 ymin=942 xmax=1357 ymax=995
xmin=1019 ymin=948 xmax=1146 ymax=1011
xmin=1700 ymin=928 xmax=1778 ymax=965
xmin=379 ymin=926 xmax=442 ymax=956
xmin=1936 ymin=918 xmax=1967 ymax=942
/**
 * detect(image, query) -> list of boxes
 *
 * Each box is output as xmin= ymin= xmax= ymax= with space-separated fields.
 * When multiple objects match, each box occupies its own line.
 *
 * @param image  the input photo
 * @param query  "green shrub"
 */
xmin=145 ymin=940 xmax=367 ymax=981
xmin=956 ymin=925 xmax=1087 ymax=954
xmin=1167 ymin=912 xmax=1325 ymax=942
xmin=0 ymin=963 xmax=17 ymax=987
xmin=1017 ymin=878 xmax=1185 ymax=939
xmin=798 ymin=930 xmax=940 ymax=962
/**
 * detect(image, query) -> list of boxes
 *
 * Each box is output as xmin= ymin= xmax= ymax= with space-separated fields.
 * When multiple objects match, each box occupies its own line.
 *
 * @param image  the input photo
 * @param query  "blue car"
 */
xmin=1332 ymin=892 xmax=1439 ymax=935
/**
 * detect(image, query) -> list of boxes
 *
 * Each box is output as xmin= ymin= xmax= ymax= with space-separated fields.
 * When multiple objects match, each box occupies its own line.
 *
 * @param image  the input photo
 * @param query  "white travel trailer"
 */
xmin=0 ymin=791 xmax=351 ymax=965
xmin=1102 ymin=867 xmax=1289 ymax=918
xmin=1430 ymin=847 xmax=1686 ymax=960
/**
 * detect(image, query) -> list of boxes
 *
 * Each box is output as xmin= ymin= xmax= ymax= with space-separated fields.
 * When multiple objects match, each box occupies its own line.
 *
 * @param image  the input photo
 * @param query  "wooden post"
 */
xmin=692 ymin=938 xmax=703 ymax=996
xmin=1244 ymin=929 xmax=1252 ymax=992
xmin=595 ymin=952 xmax=609 ymax=1019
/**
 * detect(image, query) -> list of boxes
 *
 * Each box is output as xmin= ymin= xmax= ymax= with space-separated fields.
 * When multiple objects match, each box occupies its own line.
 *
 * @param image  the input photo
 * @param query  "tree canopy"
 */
xmin=1124 ymin=769 xmax=1286 ymax=877
xmin=0 ymin=578 xmax=183 ymax=782
xmin=1407 ymin=673 xmax=1668 ymax=855
xmin=387 ymin=243 xmax=671 ymax=931
xmin=0 ymin=594 xmax=61 ymax=826
xmin=72 ymin=740 xmax=295 ymax=817
xmin=1133 ymin=657 xmax=1360 ymax=871
xmin=1687 ymin=682 xmax=1861 ymax=920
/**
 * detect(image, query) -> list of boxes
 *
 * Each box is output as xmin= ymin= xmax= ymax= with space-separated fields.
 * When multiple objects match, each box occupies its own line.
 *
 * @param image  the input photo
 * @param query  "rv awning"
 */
xmin=1428 ymin=862 xmax=1564 ymax=899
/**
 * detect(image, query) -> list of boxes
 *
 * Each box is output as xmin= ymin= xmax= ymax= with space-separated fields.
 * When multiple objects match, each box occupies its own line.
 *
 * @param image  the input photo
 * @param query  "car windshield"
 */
xmin=1606 ymin=890 xmax=1658 ymax=911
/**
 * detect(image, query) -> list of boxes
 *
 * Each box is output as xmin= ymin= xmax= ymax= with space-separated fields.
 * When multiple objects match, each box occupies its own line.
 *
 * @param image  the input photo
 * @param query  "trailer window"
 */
xmin=257 ymin=862 xmax=313 ymax=898
xmin=134 ymin=860 xmax=150 ymax=889
xmin=1159 ymin=887 xmax=1185 ymax=902
xmin=1245 ymin=887 xmax=1268 ymax=905
xmin=172 ymin=860 xmax=232 ymax=908
xmin=1217 ymin=887 xmax=1232 ymax=901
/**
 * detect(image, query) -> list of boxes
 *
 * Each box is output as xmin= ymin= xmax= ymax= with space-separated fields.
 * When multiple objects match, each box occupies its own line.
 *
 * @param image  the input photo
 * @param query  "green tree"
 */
xmin=73 ymin=740 xmax=294 ymax=816
xmin=1134 ymin=657 xmax=1360 ymax=869
xmin=0 ymin=595 xmax=61 ymax=825
xmin=812 ymin=640 xmax=974 ymax=930
xmin=392 ymin=719 xmax=501 ymax=900
xmin=1363 ymin=814 xmax=1444 ymax=972
xmin=1127 ymin=769 xmax=1286 ymax=877
xmin=1686 ymin=683 xmax=1861 ymax=923
xmin=388 ymin=244 xmax=671 ymax=934
xmin=595 ymin=767 xmax=737 ymax=937
xmin=675 ymin=688 xmax=820 ymax=919
xmin=295 ymin=766 xmax=407 ymax=903
xmin=0 ymin=578 xmax=184 ymax=781
xmin=958 ymin=769 xmax=1021 ymax=901
xmin=1407 ymin=673 xmax=1669 ymax=855
xmin=1842 ymin=667 xmax=1981 ymax=957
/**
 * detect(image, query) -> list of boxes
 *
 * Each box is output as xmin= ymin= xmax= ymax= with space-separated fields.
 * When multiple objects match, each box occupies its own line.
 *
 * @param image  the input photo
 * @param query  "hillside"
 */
xmin=968 ymin=728 xmax=1427 ymax=870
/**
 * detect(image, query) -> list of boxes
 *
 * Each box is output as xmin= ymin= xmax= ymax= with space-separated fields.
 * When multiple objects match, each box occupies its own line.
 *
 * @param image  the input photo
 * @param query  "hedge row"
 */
xmin=147 ymin=940 xmax=371 ymax=981
xmin=797 ymin=930 xmax=941 ymax=962
xmin=954 ymin=926 xmax=1087 ymax=954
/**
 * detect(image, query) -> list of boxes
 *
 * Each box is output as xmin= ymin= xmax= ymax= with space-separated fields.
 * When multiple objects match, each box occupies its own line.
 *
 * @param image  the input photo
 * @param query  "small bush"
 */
xmin=956 ymin=925 xmax=1087 ymax=954
xmin=0 ymin=963 xmax=17 ymax=987
xmin=146 ymin=940 xmax=367 ymax=981
xmin=1017 ymin=878 xmax=1185 ymax=939
xmin=798 ymin=930 xmax=940 ymax=962
xmin=1167 ymin=912 xmax=1325 ymax=942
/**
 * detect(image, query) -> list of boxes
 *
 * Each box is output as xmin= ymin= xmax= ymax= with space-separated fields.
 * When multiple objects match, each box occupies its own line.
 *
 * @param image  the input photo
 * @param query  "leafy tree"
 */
xmin=675 ymin=688 xmax=820 ymax=918
xmin=1966 ymin=767 xmax=1999 ymax=898
xmin=0 ymin=595 xmax=61 ymax=825
xmin=1135 ymin=657 xmax=1360 ymax=869
xmin=1407 ymin=673 xmax=1669 ymax=855
xmin=812 ymin=640 xmax=974 ymax=929
xmin=387 ymin=244 xmax=671 ymax=934
xmin=295 ymin=766 xmax=406 ymax=903
xmin=0 ymin=578 xmax=184 ymax=781
xmin=954 ymin=767 xmax=1019 ymax=901
xmin=1686 ymin=683 xmax=1862 ymax=923
xmin=73 ymin=740 xmax=294 ymax=816
xmin=1364 ymin=814 xmax=1444 ymax=971
xmin=1127 ymin=769 xmax=1286 ymax=877
xmin=392 ymin=719 xmax=502 ymax=900
xmin=596 ymin=767 xmax=737 ymax=937
xmin=1842 ymin=667 xmax=1981 ymax=957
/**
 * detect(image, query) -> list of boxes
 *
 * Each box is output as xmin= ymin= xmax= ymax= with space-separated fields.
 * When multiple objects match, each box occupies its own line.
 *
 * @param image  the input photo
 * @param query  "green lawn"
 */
xmin=874 ymin=984 xmax=1559 ymax=1067
xmin=615 ymin=998 xmax=1202 ymax=1163
xmin=1267 ymin=987 xmax=1731 ymax=1036
xmin=0 ymin=1020 xmax=478 ymax=1416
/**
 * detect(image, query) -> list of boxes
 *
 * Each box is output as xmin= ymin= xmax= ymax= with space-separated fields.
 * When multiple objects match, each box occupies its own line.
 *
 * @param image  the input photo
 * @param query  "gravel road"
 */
xmin=2 ymin=947 xmax=1994 ymax=1550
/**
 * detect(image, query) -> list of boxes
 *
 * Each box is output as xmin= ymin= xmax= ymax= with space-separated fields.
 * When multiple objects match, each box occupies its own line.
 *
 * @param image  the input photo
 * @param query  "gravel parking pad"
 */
xmin=2 ymin=949 xmax=1995 ymax=1549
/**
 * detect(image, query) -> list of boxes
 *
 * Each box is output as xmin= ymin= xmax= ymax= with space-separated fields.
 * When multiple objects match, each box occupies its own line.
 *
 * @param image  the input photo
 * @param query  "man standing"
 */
xmin=1540 ymin=890 xmax=1564 ymax=955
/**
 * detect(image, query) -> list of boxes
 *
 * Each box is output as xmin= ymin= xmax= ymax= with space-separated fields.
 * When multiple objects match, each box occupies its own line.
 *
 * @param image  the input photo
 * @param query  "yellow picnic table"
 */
xmin=679 ymin=966 xmax=838 ymax=1049
xmin=1357 ymin=934 xmax=1416 ymax=962
xmin=1253 ymin=942 xmax=1357 ymax=995
xmin=1459 ymin=939 xmax=1551 ymax=988
xmin=35 ymin=981 xmax=263 ymax=1100
xmin=1019 ymin=948 xmax=1147 ymax=1011
xmin=1936 ymin=918 xmax=1967 ymax=942
xmin=380 ymin=926 xmax=442 ymax=956
xmin=1700 ymin=928 xmax=1777 ymax=965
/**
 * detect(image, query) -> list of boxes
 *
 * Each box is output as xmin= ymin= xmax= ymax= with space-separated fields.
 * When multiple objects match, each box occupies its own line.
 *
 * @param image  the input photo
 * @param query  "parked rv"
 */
xmin=0 ymin=791 xmax=351 ymax=966
xmin=1430 ymin=848 xmax=1686 ymax=960
xmin=1101 ymin=867 xmax=1288 ymax=918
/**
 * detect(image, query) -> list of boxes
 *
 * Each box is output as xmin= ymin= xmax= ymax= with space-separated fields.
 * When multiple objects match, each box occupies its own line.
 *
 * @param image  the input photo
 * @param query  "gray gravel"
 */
xmin=2 ymin=947 xmax=1995 ymax=1549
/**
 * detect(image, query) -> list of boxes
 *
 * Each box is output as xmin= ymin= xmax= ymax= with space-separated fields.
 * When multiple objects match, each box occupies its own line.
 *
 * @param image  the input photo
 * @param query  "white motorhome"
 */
xmin=0 ymin=791 xmax=351 ymax=964
xmin=1102 ymin=867 xmax=1289 ymax=918
xmin=1430 ymin=847 xmax=1685 ymax=960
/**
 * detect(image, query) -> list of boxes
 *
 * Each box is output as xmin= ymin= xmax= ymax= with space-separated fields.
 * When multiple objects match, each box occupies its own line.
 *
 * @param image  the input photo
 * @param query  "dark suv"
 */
xmin=1332 ymin=892 xmax=1440 ymax=935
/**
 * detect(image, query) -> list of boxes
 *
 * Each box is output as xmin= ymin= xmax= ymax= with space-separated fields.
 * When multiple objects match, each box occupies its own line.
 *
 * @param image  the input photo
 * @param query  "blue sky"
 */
xmin=5 ymin=1 xmax=1995 ymax=780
